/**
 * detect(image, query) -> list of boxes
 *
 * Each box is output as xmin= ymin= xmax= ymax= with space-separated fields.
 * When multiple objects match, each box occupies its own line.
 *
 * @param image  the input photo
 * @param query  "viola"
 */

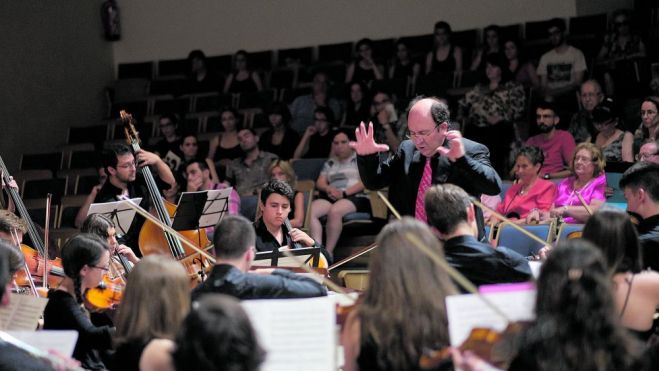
xmin=15 ymin=244 xmax=65 ymax=289
xmin=84 ymin=274 xmax=124 ymax=311
xmin=120 ymin=111 xmax=212 ymax=283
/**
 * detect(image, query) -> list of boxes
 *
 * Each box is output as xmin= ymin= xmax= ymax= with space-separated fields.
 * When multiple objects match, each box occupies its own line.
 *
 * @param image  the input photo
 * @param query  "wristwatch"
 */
xmin=543 ymin=173 xmax=550 ymax=180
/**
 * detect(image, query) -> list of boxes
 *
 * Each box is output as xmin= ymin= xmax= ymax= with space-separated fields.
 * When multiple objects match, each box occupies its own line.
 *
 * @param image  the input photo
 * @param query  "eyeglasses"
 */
xmin=406 ymin=124 xmax=439 ymax=140
xmin=90 ymin=264 xmax=110 ymax=272
xmin=637 ymin=152 xmax=658 ymax=161
xmin=574 ymin=156 xmax=594 ymax=163
xmin=116 ymin=162 xmax=137 ymax=169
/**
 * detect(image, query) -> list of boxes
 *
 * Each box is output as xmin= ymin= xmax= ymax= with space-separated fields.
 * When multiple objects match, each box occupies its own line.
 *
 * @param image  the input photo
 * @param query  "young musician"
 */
xmin=81 ymin=214 xmax=139 ymax=278
xmin=0 ymin=247 xmax=57 ymax=371
xmin=111 ymin=255 xmax=190 ymax=371
xmin=342 ymin=217 xmax=457 ymax=371
xmin=93 ymin=144 xmax=177 ymax=256
xmin=192 ymin=214 xmax=326 ymax=300
xmin=42 ymin=234 xmax=114 ymax=370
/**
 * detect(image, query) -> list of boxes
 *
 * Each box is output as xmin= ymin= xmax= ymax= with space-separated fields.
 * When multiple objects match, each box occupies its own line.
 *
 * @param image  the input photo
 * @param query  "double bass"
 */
xmin=0 ymin=155 xmax=64 ymax=294
xmin=120 ymin=111 xmax=212 ymax=282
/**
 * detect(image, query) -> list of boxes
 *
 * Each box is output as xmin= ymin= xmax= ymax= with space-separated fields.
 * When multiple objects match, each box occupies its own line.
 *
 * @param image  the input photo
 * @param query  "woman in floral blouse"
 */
xmin=459 ymin=53 xmax=526 ymax=175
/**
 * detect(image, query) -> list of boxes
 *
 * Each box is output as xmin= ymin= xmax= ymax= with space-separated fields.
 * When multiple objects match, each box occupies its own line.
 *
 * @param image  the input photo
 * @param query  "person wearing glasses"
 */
xmin=634 ymin=97 xmax=659 ymax=152
xmin=43 ymin=234 xmax=114 ymax=370
xmin=568 ymin=79 xmax=604 ymax=144
xmin=93 ymin=144 xmax=177 ymax=257
xmin=637 ymin=140 xmax=659 ymax=164
xmin=353 ymin=96 xmax=501 ymax=240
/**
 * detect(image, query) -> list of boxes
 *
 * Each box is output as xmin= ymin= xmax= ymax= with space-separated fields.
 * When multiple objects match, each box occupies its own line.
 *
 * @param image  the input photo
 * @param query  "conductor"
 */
xmin=352 ymin=97 xmax=502 ymax=239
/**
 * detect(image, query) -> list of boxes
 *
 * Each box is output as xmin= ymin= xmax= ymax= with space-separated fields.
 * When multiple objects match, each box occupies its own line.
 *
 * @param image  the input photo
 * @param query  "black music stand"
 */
xmin=87 ymin=198 xmax=143 ymax=237
xmin=171 ymin=188 xmax=233 ymax=231
xmin=253 ymin=247 xmax=322 ymax=268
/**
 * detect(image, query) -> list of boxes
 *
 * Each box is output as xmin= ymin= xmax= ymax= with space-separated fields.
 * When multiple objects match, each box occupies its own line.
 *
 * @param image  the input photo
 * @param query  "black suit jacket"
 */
xmin=357 ymin=138 xmax=502 ymax=238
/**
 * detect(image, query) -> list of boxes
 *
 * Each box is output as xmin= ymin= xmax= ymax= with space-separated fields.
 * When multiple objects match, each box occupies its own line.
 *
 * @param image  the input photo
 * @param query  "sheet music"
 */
xmin=253 ymin=255 xmax=315 ymax=268
xmin=7 ymin=330 xmax=78 ymax=357
xmin=197 ymin=188 xmax=233 ymax=228
xmin=88 ymin=198 xmax=143 ymax=235
xmin=241 ymin=296 xmax=336 ymax=371
xmin=446 ymin=288 xmax=536 ymax=346
xmin=0 ymin=293 xmax=48 ymax=330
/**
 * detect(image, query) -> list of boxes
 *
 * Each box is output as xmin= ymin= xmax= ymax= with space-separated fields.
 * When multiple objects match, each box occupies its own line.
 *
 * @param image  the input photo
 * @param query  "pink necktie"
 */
xmin=415 ymin=157 xmax=432 ymax=222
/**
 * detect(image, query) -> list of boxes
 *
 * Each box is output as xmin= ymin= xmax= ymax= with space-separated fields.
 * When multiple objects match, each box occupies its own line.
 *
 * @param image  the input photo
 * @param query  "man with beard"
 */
xmin=94 ymin=144 xmax=177 ymax=256
xmin=526 ymin=101 xmax=576 ymax=179
xmin=226 ymin=128 xmax=278 ymax=196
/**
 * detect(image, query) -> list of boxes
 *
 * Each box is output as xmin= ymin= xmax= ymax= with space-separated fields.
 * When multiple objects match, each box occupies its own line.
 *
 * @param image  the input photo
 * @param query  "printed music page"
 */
xmin=7 ymin=330 xmax=78 ymax=357
xmin=446 ymin=287 xmax=536 ymax=346
xmin=242 ymin=296 xmax=336 ymax=371
xmin=0 ymin=293 xmax=48 ymax=331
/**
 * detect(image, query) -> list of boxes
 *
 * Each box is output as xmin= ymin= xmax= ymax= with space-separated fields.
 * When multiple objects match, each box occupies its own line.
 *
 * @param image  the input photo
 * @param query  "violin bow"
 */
xmin=117 ymin=196 xmax=216 ymax=264
xmin=43 ymin=193 xmax=52 ymax=289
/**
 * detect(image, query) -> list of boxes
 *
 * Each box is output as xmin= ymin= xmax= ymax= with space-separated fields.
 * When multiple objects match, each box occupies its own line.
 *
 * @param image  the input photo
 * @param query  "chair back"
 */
xmin=495 ymin=221 xmax=554 ymax=257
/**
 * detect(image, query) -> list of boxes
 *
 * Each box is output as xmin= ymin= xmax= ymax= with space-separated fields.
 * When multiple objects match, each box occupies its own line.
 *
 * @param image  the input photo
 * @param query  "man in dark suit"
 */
xmin=352 ymin=96 xmax=502 ymax=238
xmin=425 ymin=184 xmax=532 ymax=287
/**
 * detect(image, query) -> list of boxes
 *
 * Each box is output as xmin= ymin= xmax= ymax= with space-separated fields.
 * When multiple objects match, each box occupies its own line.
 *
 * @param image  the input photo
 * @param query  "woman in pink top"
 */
xmin=492 ymin=146 xmax=557 ymax=224
xmin=549 ymin=142 xmax=606 ymax=224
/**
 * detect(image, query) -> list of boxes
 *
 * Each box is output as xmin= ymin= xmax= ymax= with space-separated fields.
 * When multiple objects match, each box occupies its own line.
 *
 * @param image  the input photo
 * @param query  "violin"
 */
xmin=84 ymin=274 xmax=124 ymax=311
xmin=0 ymin=155 xmax=64 ymax=293
xmin=120 ymin=111 xmax=212 ymax=283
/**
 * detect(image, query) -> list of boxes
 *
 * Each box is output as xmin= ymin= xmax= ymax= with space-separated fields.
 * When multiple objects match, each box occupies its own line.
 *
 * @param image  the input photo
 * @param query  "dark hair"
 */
xmin=516 ymin=146 xmax=545 ymax=167
xmin=187 ymin=50 xmax=206 ymax=63
xmin=267 ymin=103 xmax=291 ymax=126
xmin=61 ymin=233 xmax=109 ymax=304
xmin=535 ymin=100 xmax=558 ymax=115
xmin=434 ymin=21 xmax=452 ymax=34
xmin=619 ymin=161 xmax=659 ymax=202
xmin=332 ymin=127 xmax=355 ymax=142
xmin=313 ymin=106 xmax=336 ymax=126
xmin=185 ymin=159 xmax=209 ymax=173
xmin=0 ymin=248 xmax=10 ymax=303
xmin=81 ymin=214 xmax=114 ymax=240
xmin=355 ymin=38 xmax=373 ymax=51
xmin=519 ymin=239 xmax=642 ymax=370
xmin=159 ymin=113 xmax=179 ymax=126
xmin=547 ymin=18 xmax=566 ymax=32
xmin=424 ymin=184 xmax=471 ymax=235
xmin=238 ymin=127 xmax=257 ymax=137
xmin=101 ymin=144 xmax=132 ymax=171
xmin=503 ymin=37 xmax=528 ymax=63
xmin=213 ymin=215 xmax=256 ymax=260
xmin=483 ymin=52 xmax=513 ymax=83
xmin=233 ymin=50 xmax=250 ymax=70
xmin=260 ymin=179 xmax=294 ymax=206
xmin=484 ymin=24 xmax=500 ymax=36
xmin=172 ymin=295 xmax=265 ymax=371
xmin=0 ymin=239 xmax=25 ymax=278
xmin=582 ymin=209 xmax=642 ymax=273
xmin=407 ymin=96 xmax=451 ymax=126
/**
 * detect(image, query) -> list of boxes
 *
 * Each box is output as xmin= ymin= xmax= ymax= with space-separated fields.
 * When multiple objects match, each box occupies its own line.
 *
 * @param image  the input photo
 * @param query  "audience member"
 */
xmin=268 ymin=160 xmax=304 ymax=228
xmin=140 ymin=295 xmax=265 ymax=371
xmin=345 ymin=38 xmax=384 ymax=86
xmin=310 ymin=129 xmax=368 ymax=256
xmin=388 ymin=39 xmax=421 ymax=81
xmin=582 ymin=209 xmax=659 ymax=342
xmin=342 ymin=81 xmax=371 ymax=128
xmin=192 ymin=214 xmax=326 ymax=300
xmin=225 ymin=128 xmax=278 ymax=196
xmin=634 ymin=97 xmax=659 ymax=152
xmin=620 ymin=162 xmax=659 ymax=271
xmin=568 ymin=79 xmax=604 ymax=143
xmin=185 ymin=50 xmax=220 ymax=94
xmin=342 ymin=218 xmax=457 ymax=371
xmin=259 ymin=103 xmax=300 ymax=160
xmin=293 ymin=106 xmax=336 ymax=159
xmin=184 ymin=159 xmax=240 ymax=215
xmin=111 ymin=255 xmax=190 ymax=371
xmin=289 ymin=71 xmax=342 ymax=134
xmin=42 ymin=234 xmax=113 ymax=370
xmin=425 ymin=21 xmax=463 ymax=75
xmin=470 ymin=24 xmax=502 ymax=72
xmin=370 ymin=89 xmax=404 ymax=152
xmin=637 ymin=140 xmax=659 ymax=164
xmin=153 ymin=114 xmax=183 ymax=172
xmin=426 ymin=184 xmax=532 ymax=283
xmin=592 ymin=97 xmax=634 ymax=163
xmin=526 ymin=101 xmax=576 ymax=179
xmin=549 ymin=142 xmax=606 ymax=223
xmin=536 ymin=18 xmax=587 ymax=101
xmin=459 ymin=52 xmax=526 ymax=174
xmin=207 ymin=107 xmax=243 ymax=180
xmin=503 ymin=37 xmax=540 ymax=90
xmin=222 ymin=50 xmax=263 ymax=94
xmin=492 ymin=146 xmax=557 ymax=224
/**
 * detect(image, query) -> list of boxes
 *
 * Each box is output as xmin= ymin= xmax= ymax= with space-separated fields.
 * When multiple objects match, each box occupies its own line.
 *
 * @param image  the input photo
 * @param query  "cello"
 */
xmin=120 ymin=111 xmax=212 ymax=282
xmin=0 ymin=155 xmax=64 ymax=293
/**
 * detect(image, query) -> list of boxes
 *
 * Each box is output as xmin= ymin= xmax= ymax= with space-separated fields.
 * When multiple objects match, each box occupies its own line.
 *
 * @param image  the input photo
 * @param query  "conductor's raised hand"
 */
xmin=349 ymin=122 xmax=390 ymax=155
xmin=436 ymin=130 xmax=465 ymax=162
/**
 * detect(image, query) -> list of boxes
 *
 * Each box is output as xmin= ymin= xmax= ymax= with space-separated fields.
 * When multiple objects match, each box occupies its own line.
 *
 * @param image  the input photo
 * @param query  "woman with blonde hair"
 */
xmin=110 ymin=255 xmax=190 ymax=371
xmin=342 ymin=217 xmax=457 ymax=370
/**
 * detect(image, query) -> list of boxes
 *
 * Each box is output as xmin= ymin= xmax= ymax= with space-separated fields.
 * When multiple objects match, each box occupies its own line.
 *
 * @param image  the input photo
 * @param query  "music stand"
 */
xmin=171 ymin=188 xmax=233 ymax=231
xmin=87 ymin=198 xmax=143 ymax=237
xmin=253 ymin=246 xmax=322 ymax=268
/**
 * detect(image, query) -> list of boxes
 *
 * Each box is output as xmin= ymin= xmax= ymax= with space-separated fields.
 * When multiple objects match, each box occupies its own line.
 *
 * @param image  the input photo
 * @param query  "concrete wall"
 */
xmin=0 ymin=1 xmax=114 ymax=172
